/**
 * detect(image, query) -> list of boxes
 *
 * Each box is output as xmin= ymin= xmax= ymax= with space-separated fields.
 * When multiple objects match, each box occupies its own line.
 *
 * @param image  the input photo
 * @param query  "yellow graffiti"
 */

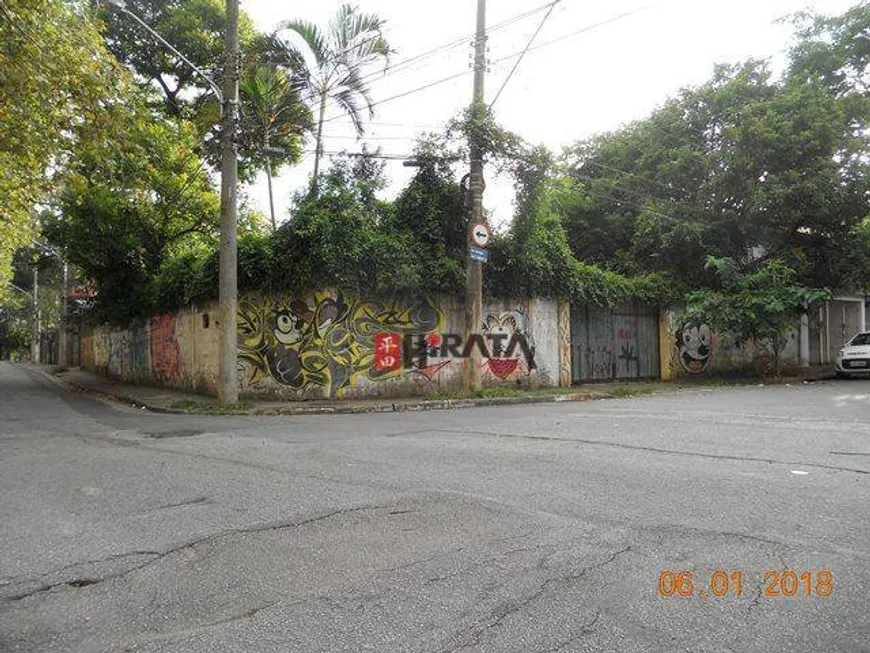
xmin=238 ymin=292 xmax=444 ymax=397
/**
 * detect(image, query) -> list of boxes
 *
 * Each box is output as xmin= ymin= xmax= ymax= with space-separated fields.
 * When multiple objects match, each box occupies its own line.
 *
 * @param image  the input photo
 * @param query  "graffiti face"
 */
xmin=481 ymin=311 xmax=535 ymax=380
xmin=678 ymin=322 xmax=712 ymax=373
xmin=270 ymin=299 xmax=312 ymax=346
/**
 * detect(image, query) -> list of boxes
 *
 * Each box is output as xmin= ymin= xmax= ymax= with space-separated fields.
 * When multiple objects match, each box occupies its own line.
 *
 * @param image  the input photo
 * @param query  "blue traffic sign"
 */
xmin=469 ymin=245 xmax=489 ymax=262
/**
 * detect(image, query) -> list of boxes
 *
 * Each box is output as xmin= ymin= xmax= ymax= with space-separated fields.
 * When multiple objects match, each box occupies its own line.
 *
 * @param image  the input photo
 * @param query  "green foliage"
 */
xmin=272 ymin=155 xmax=421 ymax=297
xmin=274 ymin=4 xmax=392 ymax=177
xmin=238 ymin=64 xmax=310 ymax=180
xmin=100 ymin=0 xmax=256 ymax=116
xmin=387 ymin=154 xmax=467 ymax=294
xmin=0 ymin=0 xmax=120 ymax=299
xmin=787 ymin=4 xmax=870 ymax=95
xmin=0 ymin=304 xmax=29 ymax=358
xmin=46 ymin=102 xmax=220 ymax=324
xmin=447 ymin=101 xmax=524 ymax=169
xmin=100 ymin=0 xmax=302 ymax=182
xmin=684 ymin=257 xmax=830 ymax=376
xmin=488 ymin=143 xmax=676 ymax=305
xmin=557 ymin=13 xmax=870 ymax=293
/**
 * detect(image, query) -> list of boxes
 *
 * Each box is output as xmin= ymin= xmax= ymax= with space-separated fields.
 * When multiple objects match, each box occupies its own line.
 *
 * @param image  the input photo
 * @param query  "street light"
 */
xmin=104 ymin=0 xmax=224 ymax=107
xmin=0 ymin=276 xmax=32 ymax=299
xmin=104 ymin=0 xmax=240 ymax=405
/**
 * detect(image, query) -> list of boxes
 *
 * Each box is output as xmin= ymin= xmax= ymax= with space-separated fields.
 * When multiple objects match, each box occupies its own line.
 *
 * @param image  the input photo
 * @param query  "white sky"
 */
xmin=241 ymin=0 xmax=857 ymax=228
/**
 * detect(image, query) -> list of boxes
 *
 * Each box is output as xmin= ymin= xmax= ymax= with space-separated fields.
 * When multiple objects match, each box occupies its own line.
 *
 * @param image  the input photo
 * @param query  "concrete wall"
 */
xmin=81 ymin=292 xmax=570 ymax=400
xmin=236 ymin=292 xmax=567 ymax=400
xmin=660 ymin=309 xmax=799 ymax=379
xmin=83 ymin=303 xmax=219 ymax=394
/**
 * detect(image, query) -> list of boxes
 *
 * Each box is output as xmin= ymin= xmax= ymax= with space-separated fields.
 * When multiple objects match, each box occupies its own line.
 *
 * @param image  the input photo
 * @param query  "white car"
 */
xmin=835 ymin=331 xmax=870 ymax=378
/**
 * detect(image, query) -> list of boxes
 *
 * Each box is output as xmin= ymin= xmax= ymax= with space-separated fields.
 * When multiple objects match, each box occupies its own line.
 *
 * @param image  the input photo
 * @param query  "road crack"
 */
xmin=2 ymin=504 xmax=385 ymax=603
xmin=434 ymin=429 xmax=870 ymax=476
xmin=439 ymin=546 xmax=629 ymax=652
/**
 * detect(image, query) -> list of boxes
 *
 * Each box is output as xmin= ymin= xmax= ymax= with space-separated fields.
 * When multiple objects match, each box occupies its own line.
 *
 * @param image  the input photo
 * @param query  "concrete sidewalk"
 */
xmin=34 ymin=365 xmax=607 ymax=415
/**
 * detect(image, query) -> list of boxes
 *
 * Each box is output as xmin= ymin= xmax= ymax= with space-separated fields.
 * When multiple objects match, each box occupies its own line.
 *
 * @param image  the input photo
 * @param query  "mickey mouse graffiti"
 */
xmin=677 ymin=321 xmax=712 ymax=373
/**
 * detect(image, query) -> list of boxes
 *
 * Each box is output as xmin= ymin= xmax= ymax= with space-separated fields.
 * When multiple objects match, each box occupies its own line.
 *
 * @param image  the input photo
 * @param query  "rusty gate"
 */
xmin=571 ymin=301 xmax=660 ymax=382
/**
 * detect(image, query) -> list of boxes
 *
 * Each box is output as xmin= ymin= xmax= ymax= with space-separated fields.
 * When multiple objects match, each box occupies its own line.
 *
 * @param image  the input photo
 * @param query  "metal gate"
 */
xmin=571 ymin=301 xmax=660 ymax=382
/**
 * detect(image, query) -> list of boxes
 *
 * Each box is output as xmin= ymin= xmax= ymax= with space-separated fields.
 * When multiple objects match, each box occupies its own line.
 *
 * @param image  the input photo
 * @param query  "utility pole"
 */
xmin=58 ymin=261 xmax=68 ymax=367
xmin=218 ymin=0 xmax=240 ymax=405
xmin=30 ymin=266 xmax=40 ymax=364
xmin=463 ymin=0 xmax=487 ymax=393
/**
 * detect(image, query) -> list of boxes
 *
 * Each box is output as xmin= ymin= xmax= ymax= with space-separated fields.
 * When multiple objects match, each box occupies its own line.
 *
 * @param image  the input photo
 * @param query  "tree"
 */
xmin=561 ymin=57 xmax=870 ymax=293
xmin=100 ymin=0 xmax=253 ymax=117
xmin=684 ymin=257 xmax=829 ymax=377
xmin=45 ymin=95 xmax=220 ymax=324
xmin=239 ymin=65 xmax=311 ymax=229
xmin=100 ymin=0 xmax=305 ymax=184
xmin=0 ymin=0 xmax=119 ymax=300
xmin=787 ymin=3 xmax=870 ymax=96
xmin=274 ymin=4 xmax=392 ymax=180
xmin=388 ymin=146 xmax=467 ymax=294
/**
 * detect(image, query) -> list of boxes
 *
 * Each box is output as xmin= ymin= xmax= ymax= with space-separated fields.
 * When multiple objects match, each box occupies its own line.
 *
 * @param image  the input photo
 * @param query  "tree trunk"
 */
xmin=311 ymin=90 xmax=328 ymax=187
xmin=265 ymin=155 xmax=276 ymax=231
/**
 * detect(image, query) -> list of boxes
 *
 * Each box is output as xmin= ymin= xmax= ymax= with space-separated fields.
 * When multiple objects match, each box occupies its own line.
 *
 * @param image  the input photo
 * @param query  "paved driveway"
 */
xmin=1 ymin=361 xmax=869 ymax=652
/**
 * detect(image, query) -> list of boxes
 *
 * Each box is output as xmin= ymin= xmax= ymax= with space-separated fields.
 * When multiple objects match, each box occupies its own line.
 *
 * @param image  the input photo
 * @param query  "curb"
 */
xmin=33 ymin=366 xmax=610 ymax=416
xmin=28 ymin=365 xmax=190 ymax=415
xmin=251 ymin=391 xmax=611 ymax=416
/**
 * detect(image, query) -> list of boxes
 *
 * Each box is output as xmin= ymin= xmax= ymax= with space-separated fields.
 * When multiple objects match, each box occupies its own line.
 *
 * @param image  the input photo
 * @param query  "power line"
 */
xmin=350 ymin=0 xmax=563 ymax=92
xmin=492 ymin=2 xmax=664 ymax=65
xmin=579 ymin=187 xmax=688 ymax=225
xmin=299 ymin=1 xmax=562 ymax=118
xmin=572 ymin=172 xmax=707 ymax=221
xmin=319 ymin=133 xmax=417 ymax=141
xmin=490 ymin=0 xmax=561 ymax=109
xmin=581 ymin=160 xmax=695 ymax=198
xmin=317 ymin=4 xmax=661 ymax=129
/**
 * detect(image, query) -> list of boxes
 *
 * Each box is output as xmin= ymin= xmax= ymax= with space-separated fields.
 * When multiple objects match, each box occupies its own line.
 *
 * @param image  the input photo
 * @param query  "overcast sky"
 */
xmin=240 ymin=0 xmax=857 ymax=228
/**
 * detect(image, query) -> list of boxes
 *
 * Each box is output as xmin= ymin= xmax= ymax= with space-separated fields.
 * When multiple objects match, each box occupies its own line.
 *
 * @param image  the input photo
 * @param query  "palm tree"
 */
xmin=274 ymin=4 xmax=392 ymax=181
xmin=240 ymin=65 xmax=310 ymax=229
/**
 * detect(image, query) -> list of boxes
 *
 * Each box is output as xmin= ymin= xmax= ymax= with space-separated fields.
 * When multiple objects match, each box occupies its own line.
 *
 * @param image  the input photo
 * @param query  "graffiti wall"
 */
xmin=237 ymin=292 xmax=445 ymax=399
xmin=83 ymin=305 xmax=218 ymax=393
xmin=662 ymin=310 xmax=800 ymax=378
xmin=81 ymin=293 xmax=568 ymax=399
xmin=235 ymin=293 xmax=563 ymax=399
xmin=150 ymin=315 xmax=181 ymax=383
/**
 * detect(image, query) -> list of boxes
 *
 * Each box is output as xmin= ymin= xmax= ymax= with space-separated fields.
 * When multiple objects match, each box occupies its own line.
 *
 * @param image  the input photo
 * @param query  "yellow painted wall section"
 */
xmin=659 ymin=309 xmax=674 ymax=382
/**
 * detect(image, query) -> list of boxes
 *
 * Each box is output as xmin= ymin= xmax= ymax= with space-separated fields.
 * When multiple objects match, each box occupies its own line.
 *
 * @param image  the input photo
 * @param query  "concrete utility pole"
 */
xmin=30 ymin=266 xmax=40 ymax=364
xmin=218 ymin=0 xmax=240 ymax=405
xmin=463 ymin=0 xmax=487 ymax=393
xmin=104 ymin=0 xmax=236 ymax=403
xmin=58 ymin=261 xmax=68 ymax=367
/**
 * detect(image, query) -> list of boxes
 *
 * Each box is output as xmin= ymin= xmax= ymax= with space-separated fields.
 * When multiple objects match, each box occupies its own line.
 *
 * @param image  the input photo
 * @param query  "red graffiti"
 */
xmin=488 ymin=358 xmax=520 ymax=379
xmin=374 ymin=332 xmax=402 ymax=372
xmin=150 ymin=315 xmax=181 ymax=381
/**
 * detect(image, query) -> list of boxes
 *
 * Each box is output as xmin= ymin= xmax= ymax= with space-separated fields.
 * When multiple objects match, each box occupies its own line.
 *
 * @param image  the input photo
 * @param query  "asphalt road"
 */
xmin=1 ymin=361 xmax=869 ymax=652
